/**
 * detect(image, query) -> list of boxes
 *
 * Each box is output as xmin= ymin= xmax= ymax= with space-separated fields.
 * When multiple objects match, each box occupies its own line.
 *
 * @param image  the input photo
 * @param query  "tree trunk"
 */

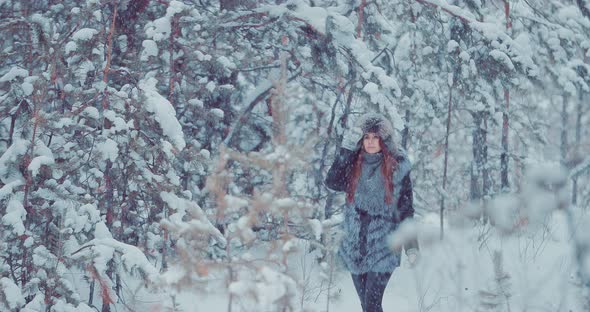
xmin=169 ymin=15 xmax=180 ymax=107
xmin=560 ymin=95 xmax=568 ymax=165
xmin=401 ymin=109 xmax=410 ymax=150
xmin=441 ymin=84 xmax=453 ymax=239
xmin=470 ymin=111 xmax=488 ymax=201
xmin=357 ymin=0 xmax=367 ymax=39
xmin=572 ymin=88 xmax=583 ymax=205
xmin=500 ymin=88 xmax=510 ymax=191
xmin=89 ymin=280 xmax=95 ymax=306
xmin=470 ymin=110 xmax=490 ymax=225
xmin=482 ymin=116 xmax=491 ymax=197
xmin=501 ymin=0 xmax=511 ymax=192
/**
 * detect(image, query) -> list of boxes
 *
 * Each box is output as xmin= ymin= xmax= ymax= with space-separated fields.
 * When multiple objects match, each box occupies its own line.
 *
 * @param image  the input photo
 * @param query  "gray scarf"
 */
xmin=354 ymin=152 xmax=394 ymax=217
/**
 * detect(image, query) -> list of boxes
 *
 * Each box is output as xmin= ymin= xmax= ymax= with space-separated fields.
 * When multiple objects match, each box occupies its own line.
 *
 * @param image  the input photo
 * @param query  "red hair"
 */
xmin=346 ymin=138 xmax=398 ymax=204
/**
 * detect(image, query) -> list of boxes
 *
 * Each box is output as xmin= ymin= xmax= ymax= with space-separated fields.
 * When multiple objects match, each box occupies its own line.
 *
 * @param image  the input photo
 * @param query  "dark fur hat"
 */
xmin=352 ymin=112 xmax=396 ymax=151
xmin=357 ymin=113 xmax=394 ymax=142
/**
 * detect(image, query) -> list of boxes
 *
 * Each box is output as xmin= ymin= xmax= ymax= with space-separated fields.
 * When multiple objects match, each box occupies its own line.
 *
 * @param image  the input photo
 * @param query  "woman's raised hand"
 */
xmin=341 ymin=126 xmax=362 ymax=151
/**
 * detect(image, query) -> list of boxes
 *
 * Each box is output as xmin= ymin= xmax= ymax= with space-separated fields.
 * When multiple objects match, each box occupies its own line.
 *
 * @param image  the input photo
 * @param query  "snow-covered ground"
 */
xmin=122 ymin=210 xmax=583 ymax=312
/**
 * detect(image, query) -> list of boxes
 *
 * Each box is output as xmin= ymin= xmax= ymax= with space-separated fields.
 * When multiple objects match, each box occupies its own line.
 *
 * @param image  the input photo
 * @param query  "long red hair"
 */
xmin=346 ymin=138 xmax=398 ymax=204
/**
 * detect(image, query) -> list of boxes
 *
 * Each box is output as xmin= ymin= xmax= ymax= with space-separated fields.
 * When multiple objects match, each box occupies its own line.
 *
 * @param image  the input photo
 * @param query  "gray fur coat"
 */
xmin=325 ymin=147 xmax=417 ymax=274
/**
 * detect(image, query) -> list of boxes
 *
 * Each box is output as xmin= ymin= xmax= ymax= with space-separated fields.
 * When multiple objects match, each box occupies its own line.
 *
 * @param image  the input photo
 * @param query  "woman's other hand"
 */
xmin=341 ymin=126 xmax=362 ymax=151
xmin=406 ymin=248 xmax=419 ymax=268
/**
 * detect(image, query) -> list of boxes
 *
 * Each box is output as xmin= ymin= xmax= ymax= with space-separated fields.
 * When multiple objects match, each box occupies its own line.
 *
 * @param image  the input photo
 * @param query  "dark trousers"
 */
xmin=351 ymin=272 xmax=392 ymax=312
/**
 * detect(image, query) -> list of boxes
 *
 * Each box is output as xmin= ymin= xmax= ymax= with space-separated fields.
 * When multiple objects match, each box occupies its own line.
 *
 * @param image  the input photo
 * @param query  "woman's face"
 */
xmin=362 ymin=132 xmax=382 ymax=154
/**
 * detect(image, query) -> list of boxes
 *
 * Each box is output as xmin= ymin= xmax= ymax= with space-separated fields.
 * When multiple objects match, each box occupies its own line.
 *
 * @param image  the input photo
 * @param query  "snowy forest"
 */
xmin=1 ymin=0 xmax=589 ymax=311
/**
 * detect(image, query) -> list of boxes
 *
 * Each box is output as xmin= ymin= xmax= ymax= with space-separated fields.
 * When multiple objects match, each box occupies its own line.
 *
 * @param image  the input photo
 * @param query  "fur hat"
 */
xmin=356 ymin=112 xmax=395 ymax=145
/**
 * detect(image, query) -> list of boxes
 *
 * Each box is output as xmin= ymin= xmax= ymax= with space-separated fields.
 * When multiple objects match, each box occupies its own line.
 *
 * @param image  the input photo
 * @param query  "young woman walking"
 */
xmin=325 ymin=113 xmax=419 ymax=312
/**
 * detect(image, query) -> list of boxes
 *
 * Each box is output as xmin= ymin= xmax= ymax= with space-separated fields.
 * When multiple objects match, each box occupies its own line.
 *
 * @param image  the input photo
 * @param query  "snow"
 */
xmin=27 ymin=155 xmax=54 ymax=177
xmin=388 ymin=219 xmax=421 ymax=250
xmin=117 ymin=35 xmax=128 ymax=53
xmin=362 ymin=82 xmax=382 ymax=103
xmin=64 ymin=203 xmax=100 ymax=233
xmin=272 ymin=198 xmax=297 ymax=213
xmin=0 ymin=139 xmax=29 ymax=184
xmin=20 ymin=294 xmax=46 ymax=312
xmin=159 ymin=265 xmax=187 ymax=286
xmin=74 ymin=60 xmax=95 ymax=85
xmin=75 ymin=229 xmax=160 ymax=282
xmin=167 ymin=0 xmax=186 ymax=15
xmin=0 ymin=180 xmax=22 ymax=200
xmin=557 ymin=7 xmax=586 ymax=29
xmin=94 ymin=221 xmax=113 ymax=239
xmin=241 ymin=79 xmax=273 ymax=108
xmin=21 ymin=81 xmax=33 ymax=95
xmin=447 ymin=40 xmax=459 ymax=53
xmin=206 ymin=81 xmax=216 ymax=92
xmin=217 ymin=56 xmax=236 ymax=70
xmin=293 ymin=4 xmax=328 ymax=34
xmin=200 ymin=149 xmax=210 ymax=159
xmin=72 ymin=28 xmax=98 ymax=41
xmin=145 ymin=1 xmax=187 ymax=41
xmin=50 ymin=301 xmax=95 ymax=312
xmin=32 ymin=245 xmax=57 ymax=268
xmin=31 ymin=13 xmax=51 ymax=35
xmin=160 ymin=191 xmax=225 ymax=246
xmin=2 ymin=199 xmax=27 ymax=236
xmin=138 ymin=77 xmax=186 ymax=150
xmin=308 ymin=218 xmax=322 ymax=240
xmin=489 ymin=49 xmax=515 ymax=70
xmin=141 ymin=209 xmax=578 ymax=311
xmin=256 ymin=267 xmax=298 ymax=308
xmin=65 ymin=41 xmax=78 ymax=54
xmin=235 ymin=216 xmax=256 ymax=242
xmin=322 ymin=213 xmax=344 ymax=228
xmin=63 ymin=83 xmax=75 ymax=92
xmin=96 ymin=138 xmax=119 ymax=162
xmin=91 ymin=9 xmax=102 ymax=21
xmin=42 ymin=203 xmax=584 ymax=312
xmin=141 ymin=39 xmax=158 ymax=61
xmin=570 ymin=156 xmax=590 ymax=179
xmin=210 ymin=108 xmax=224 ymax=118
xmin=224 ymin=265 xmax=299 ymax=310
xmin=195 ymin=50 xmax=211 ymax=61
xmin=0 ymin=66 xmax=28 ymax=82
xmin=299 ymin=46 xmax=312 ymax=58
xmin=1 ymin=1 xmax=590 ymax=311
xmin=166 ymin=167 xmax=180 ymax=186
xmin=0 ymin=277 xmax=25 ymax=310
xmin=161 ymin=140 xmax=175 ymax=160
xmin=81 ymin=106 xmax=99 ymax=119
xmin=225 ymin=195 xmax=249 ymax=213
xmin=103 ymin=110 xmax=129 ymax=133
xmin=188 ymin=98 xmax=204 ymax=108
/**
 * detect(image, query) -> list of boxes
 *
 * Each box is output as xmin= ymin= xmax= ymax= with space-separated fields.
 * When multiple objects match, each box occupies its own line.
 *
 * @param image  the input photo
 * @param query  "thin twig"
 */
xmin=222 ymin=66 xmax=302 ymax=147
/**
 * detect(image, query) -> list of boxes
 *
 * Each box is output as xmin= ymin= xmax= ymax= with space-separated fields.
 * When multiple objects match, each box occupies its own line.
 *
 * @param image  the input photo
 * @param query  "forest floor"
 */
xmin=108 ymin=211 xmax=583 ymax=312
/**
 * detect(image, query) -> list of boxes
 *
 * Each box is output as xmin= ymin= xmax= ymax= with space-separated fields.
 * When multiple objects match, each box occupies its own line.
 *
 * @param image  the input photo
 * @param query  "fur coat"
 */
xmin=325 ymin=113 xmax=417 ymax=273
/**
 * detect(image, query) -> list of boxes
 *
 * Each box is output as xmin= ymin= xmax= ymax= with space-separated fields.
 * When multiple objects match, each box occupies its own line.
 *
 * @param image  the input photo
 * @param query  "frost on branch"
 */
xmin=138 ymin=77 xmax=186 ymax=151
xmin=1 ymin=199 xmax=27 ymax=236
xmin=0 ymin=277 xmax=25 ymax=311
xmin=72 ymin=222 xmax=159 ymax=291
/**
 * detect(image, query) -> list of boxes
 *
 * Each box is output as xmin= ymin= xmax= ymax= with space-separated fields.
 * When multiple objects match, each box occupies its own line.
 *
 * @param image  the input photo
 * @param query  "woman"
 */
xmin=325 ymin=113 xmax=418 ymax=312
